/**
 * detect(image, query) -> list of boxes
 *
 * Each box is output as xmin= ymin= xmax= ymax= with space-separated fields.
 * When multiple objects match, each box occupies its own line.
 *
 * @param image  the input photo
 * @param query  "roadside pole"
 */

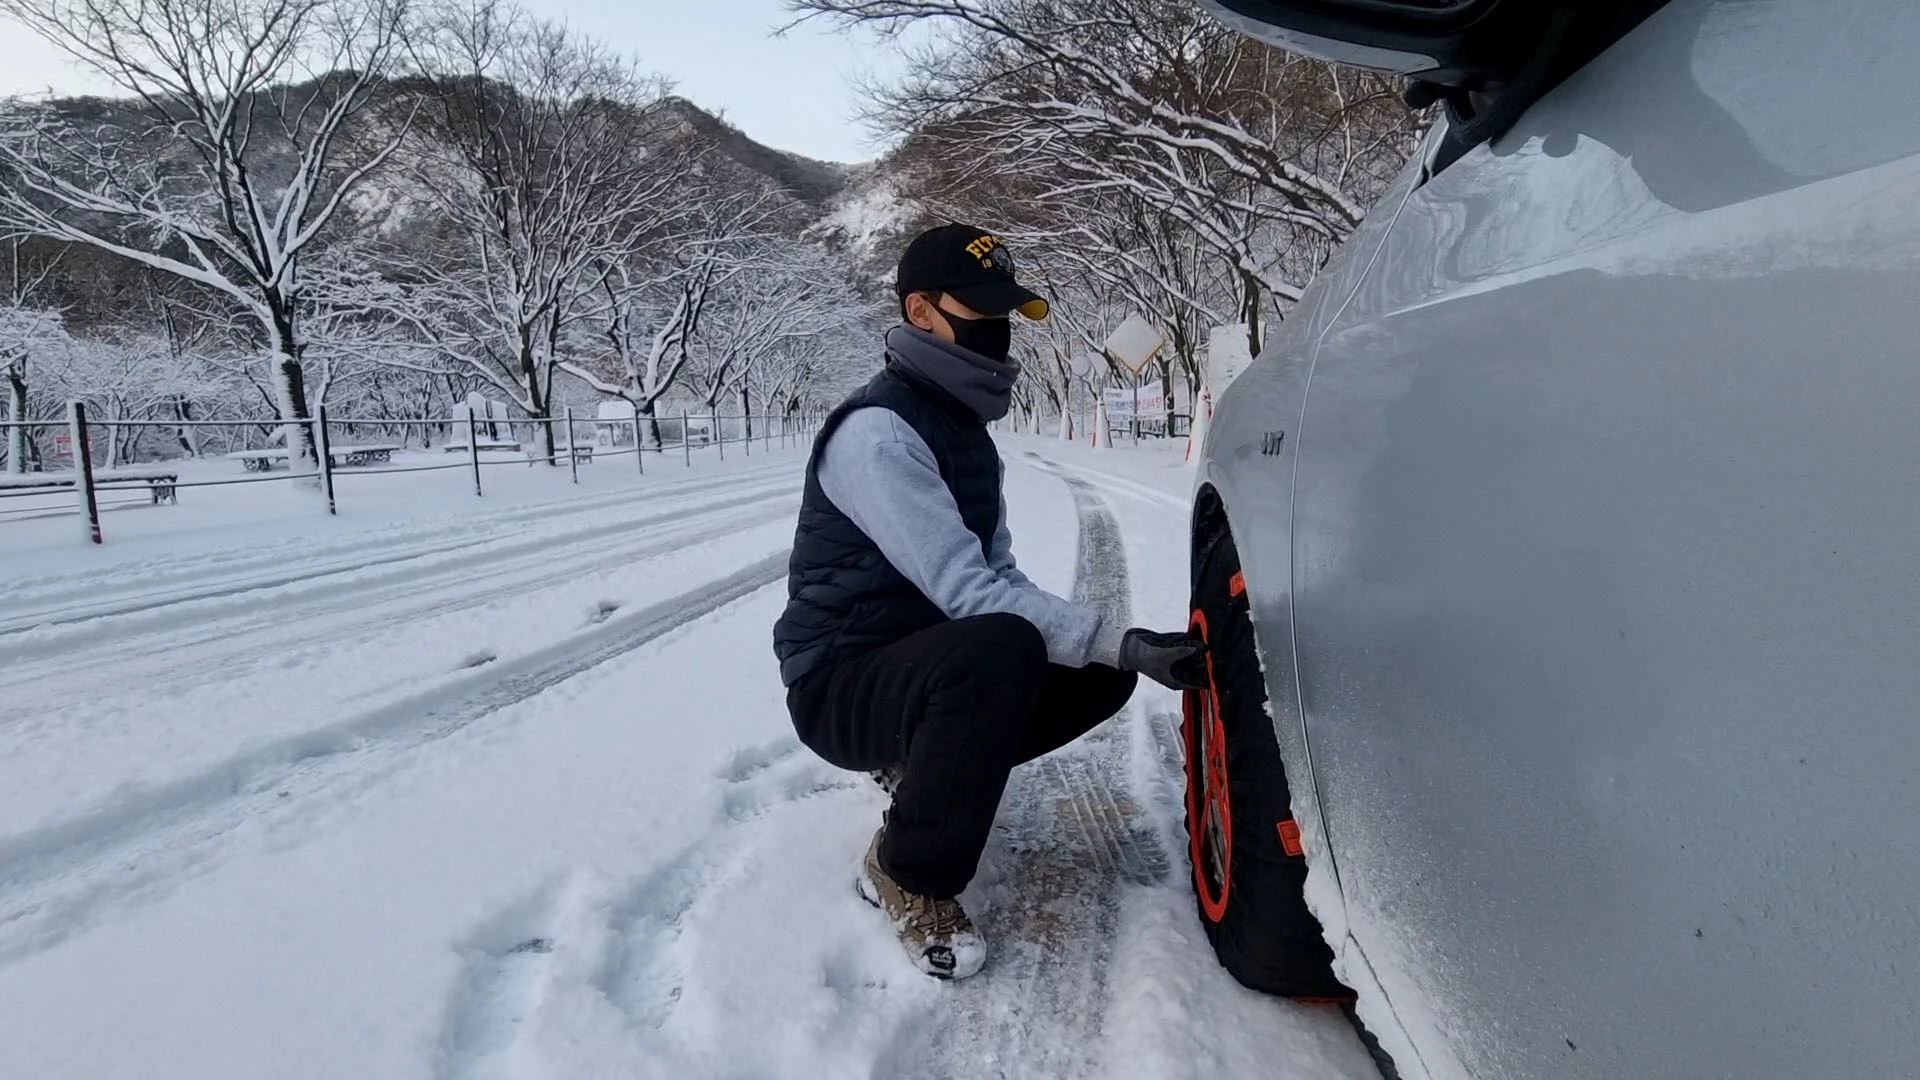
xmin=565 ymin=406 xmax=579 ymax=484
xmin=314 ymin=404 xmax=337 ymax=515
xmin=467 ymin=411 xmax=483 ymax=497
xmin=68 ymin=400 xmax=101 ymax=545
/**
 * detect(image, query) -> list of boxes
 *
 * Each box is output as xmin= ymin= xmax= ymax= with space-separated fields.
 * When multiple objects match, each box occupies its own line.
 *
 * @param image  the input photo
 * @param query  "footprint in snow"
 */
xmin=595 ymin=847 xmax=713 ymax=1031
xmin=717 ymin=738 xmax=803 ymax=784
xmin=720 ymin=745 xmax=857 ymax=823
xmin=437 ymin=873 xmax=591 ymax=1080
xmin=456 ymin=649 xmax=498 ymax=670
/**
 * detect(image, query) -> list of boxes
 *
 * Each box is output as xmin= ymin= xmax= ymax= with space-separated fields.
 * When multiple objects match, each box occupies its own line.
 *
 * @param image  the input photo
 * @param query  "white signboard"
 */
xmin=1104 ymin=314 xmax=1167 ymax=375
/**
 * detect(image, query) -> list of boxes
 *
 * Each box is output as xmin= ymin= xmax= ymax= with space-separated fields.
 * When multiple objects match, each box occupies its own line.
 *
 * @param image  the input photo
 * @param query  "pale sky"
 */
xmin=0 ymin=0 xmax=902 ymax=163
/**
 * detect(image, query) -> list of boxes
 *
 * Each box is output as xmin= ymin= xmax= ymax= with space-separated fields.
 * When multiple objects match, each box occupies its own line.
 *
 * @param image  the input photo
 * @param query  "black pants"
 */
xmin=787 ymin=612 xmax=1138 ymax=898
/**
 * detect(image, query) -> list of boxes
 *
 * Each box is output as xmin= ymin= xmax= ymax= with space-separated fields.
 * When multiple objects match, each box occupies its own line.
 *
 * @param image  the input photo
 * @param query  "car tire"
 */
xmin=1184 ymin=523 xmax=1351 ymax=999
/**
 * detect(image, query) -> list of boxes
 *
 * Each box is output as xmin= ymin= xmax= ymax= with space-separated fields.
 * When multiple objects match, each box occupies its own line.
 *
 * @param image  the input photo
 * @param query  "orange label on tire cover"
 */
xmin=1277 ymin=819 xmax=1303 ymax=857
xmin=1229 ymin=571 xmax=1246 ymax=598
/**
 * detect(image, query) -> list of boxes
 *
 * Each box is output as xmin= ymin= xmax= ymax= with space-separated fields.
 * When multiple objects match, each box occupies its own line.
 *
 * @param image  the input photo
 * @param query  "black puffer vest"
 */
xmin=772 ymin=364 xmax=1001 ymax=687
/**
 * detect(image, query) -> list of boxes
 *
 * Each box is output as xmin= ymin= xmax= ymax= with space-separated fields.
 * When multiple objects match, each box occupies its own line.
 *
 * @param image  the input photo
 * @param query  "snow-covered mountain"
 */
xmin=11 ymin=81 xmax=932 ymax=328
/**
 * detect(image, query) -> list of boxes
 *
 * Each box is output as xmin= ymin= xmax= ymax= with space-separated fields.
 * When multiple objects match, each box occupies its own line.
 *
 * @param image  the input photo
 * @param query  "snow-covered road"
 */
xmin=0 ymin=441 xmax=1380 ymax=1079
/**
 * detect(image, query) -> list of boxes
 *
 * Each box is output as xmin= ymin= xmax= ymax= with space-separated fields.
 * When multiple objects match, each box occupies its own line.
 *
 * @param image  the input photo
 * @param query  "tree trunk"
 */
xmin=518 ymin=331 xmax=558 ymax=467
xmin=1161 ymin=359 xmax=1175 ymax=439
xmin=267 ymin=300 xmax=316 ymax=469
xmin=633 ymin=396 xmax=662 ymax=449
xmin=174 ymin=400 xmax=201 ymax=458
xmin=274 ymin=354 xmax=316 ymax=466
xmin=6 ymin=364 xmax=26 ymax=474
xmin=1240 ymin=268 xmax=1264 ymax=360
xmin=740 ymin=387 xmax=752 ymax=439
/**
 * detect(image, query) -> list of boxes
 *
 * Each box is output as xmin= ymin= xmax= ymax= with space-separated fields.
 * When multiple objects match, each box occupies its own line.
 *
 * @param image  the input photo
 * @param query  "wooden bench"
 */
xmin=443 ymin=440 xmax=521 ymax=454
xmin=228 ymin=445 xmax=399 ymax=471
xmin=0 ymin=468 xmax=180 ymax=504
xmin=227 ymin=449 xmax=285 ymax=472
xmin=335 ymin=445 xmax=398 ymax=467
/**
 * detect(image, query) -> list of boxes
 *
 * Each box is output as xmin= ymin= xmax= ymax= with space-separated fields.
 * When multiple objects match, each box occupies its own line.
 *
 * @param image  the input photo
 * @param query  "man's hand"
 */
xmin=1118 ymin=629 xmax=1207 ymax=691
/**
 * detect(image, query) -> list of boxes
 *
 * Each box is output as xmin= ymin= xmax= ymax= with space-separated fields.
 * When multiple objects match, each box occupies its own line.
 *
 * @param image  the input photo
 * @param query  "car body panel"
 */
xmin=1208 ymin=1 xmax=1920 ymax=1076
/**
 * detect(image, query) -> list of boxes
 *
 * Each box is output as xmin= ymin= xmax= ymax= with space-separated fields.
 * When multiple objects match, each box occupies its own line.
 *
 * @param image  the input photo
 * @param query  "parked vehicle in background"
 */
xmin=1184 ymin=1 xmax=1920 ymax=1077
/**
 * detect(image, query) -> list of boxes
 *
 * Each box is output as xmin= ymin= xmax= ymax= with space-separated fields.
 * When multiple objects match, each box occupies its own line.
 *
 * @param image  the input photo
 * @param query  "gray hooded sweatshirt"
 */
xmin=813 ymin=327 xmax=1126 ymax=668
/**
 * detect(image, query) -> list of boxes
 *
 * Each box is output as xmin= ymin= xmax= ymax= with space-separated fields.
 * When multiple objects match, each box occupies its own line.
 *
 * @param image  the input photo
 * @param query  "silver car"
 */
xmin=1184 ymin=1 xmax=1920 ymax=1077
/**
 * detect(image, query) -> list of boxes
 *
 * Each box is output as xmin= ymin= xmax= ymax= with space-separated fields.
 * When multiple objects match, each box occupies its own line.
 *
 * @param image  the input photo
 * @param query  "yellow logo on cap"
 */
xmin=965 ymin=234 xmax=999 ymax=267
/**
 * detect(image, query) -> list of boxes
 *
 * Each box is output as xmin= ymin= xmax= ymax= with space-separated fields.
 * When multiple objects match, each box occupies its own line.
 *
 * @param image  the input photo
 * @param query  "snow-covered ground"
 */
xmin=0 ymin=436 xmax=1380 ymax=1079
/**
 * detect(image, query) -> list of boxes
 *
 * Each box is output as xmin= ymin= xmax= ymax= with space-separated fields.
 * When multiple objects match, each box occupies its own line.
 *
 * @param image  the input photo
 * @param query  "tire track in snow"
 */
xmin=0 ymin=470 xmax=799 ymax=657
xmin=0 ymin=490 xmax=796 ymax=696
xmin=929 ymin=456 xmax=1173 ymax=1079
xmin=1 ymin=458 xmax=802 ymax=623
xmin=0 ymin=553 xmax=792 ymax=970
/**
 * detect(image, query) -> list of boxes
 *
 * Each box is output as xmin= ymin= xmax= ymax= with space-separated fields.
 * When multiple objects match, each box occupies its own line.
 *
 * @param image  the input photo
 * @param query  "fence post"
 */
xmin=632 ymin=402 xmax=645 ymax=477
xmin=68 ymin=400 xmax=102 ymax=545
xmin=566 ymin=406 xmax=579 ymax=484
xmin=313 ymin=404 xmax=337 ymax=515
xmin=467 ymin=411 xmax=483 ymax=497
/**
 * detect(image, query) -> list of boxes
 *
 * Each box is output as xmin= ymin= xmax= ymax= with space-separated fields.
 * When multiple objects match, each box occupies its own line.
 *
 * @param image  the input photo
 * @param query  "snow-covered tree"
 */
xmin=554 ymin=193 xmax=777 ymax=448
xmin=0 ymin=0 xmax=414 ymax=463
xmin=0 ymin=238 xmax=69 ymax=470
xmin=0 ymin=302 xmax=69 ymax=472
xmin=39 ymin=331 xmax=227 ymax=464
xmin=680 ymin=237 xmax=874 ymax=433
xmin=791 ymin=0 xmax=1418 ymax=359
xmin=391 ymin=1 xmax=702 ymax=462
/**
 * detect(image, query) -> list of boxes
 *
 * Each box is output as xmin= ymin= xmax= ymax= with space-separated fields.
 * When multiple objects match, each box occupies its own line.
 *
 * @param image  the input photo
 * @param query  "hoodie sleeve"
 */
xmin=816 ymin=407 xmax=1124 ymax=668
xmin=985 ymin=466 xmax=1033 ymax=587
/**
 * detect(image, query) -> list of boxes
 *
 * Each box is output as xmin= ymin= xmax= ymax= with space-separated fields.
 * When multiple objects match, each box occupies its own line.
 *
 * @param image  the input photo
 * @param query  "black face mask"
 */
xmin=943 ymin=309 xmax=1013 ymax=362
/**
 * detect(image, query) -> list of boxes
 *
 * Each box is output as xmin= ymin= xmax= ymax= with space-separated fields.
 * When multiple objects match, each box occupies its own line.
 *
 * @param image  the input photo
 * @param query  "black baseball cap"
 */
xmin=895 ymin=223 xmax=1050 ymax=320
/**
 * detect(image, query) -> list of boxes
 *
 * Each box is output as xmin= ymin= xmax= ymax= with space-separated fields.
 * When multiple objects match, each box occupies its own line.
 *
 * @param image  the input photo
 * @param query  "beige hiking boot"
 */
xmin=856 ymin=827 xmax=986 ymax=980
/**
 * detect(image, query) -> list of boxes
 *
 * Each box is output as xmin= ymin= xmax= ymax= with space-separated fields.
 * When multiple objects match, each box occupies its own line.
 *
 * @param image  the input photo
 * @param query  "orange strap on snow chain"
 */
xmin=1276 ymin=818 xmax=1304 ymax=857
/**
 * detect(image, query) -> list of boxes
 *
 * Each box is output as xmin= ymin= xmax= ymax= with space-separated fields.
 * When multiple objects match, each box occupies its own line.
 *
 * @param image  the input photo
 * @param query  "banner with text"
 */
xmin=1102 ymin=384 xmax=1167 ymax=421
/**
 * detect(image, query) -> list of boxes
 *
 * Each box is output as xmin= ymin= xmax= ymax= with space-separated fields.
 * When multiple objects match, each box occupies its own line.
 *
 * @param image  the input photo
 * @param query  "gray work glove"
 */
xmin=1118 ymin=629 xmax=1207 ymax=691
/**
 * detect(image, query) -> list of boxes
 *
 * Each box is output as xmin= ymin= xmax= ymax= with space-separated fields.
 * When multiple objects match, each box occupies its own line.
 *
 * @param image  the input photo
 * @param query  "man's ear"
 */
xmin=904 ymin=291 xmax=944 ymax=333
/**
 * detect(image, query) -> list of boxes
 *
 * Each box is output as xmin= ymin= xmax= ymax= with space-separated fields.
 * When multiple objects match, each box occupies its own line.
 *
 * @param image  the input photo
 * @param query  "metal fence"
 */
xmin=0 ymin=402 xmax=821 ymax=545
